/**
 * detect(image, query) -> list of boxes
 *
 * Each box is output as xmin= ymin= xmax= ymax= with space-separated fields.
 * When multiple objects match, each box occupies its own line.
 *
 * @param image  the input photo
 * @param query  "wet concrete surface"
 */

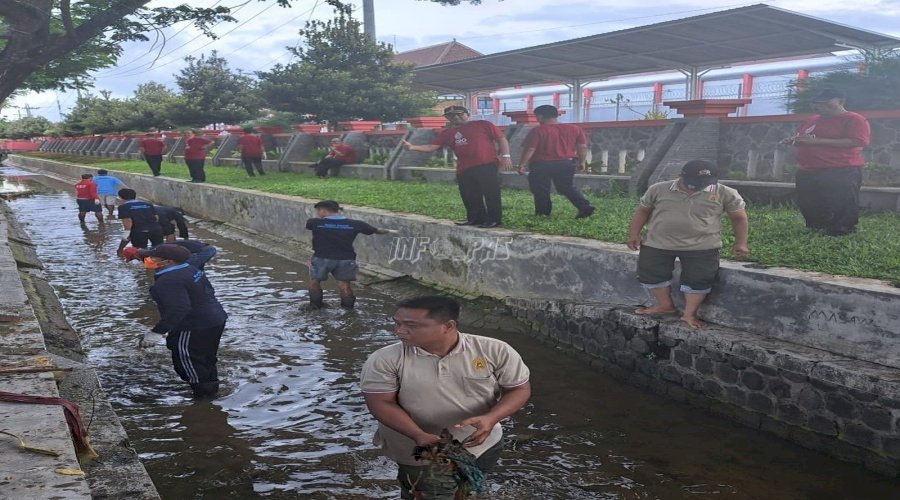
xmin=2 ymin=166 xmax=899 ymax=499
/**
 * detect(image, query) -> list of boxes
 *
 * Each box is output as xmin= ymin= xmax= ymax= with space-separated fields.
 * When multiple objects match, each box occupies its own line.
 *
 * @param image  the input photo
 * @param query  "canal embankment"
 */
xmin=0 ymin=200 xmax=159 ymax=499
xmin=8 ymin=154 xmax=900 ymax=477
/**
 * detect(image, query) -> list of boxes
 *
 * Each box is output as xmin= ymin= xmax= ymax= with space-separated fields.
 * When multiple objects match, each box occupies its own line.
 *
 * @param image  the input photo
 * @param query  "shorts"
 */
xmin=99 ymin=194 xmax=118 ymax=206
xmin=76 ymin=199 xmax=101 ymax=213
xmin=160 ymin=222 xmax=175 ymax=236
xmin=637 ymin=245 xmax=720 ymax=294
xmin=131 ymin=227 xmax=165 ymax=249
xmin=309 ymin=256 xmax=358 ymax=281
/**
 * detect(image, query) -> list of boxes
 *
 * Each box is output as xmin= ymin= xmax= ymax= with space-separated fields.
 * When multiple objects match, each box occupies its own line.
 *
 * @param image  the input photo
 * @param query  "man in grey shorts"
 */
xmin=304 ymin=200 xmax=393 ymax=309
xmin=627 ymin=160 xmax=750 ymax=329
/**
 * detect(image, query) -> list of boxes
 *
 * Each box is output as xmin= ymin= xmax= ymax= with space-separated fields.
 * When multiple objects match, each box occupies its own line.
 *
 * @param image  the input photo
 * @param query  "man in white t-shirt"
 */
xmin=361 ymin=296 xmax=531 ymax=499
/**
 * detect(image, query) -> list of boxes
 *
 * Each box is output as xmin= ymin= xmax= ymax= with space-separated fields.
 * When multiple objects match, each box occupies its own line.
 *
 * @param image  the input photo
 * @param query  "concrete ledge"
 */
xmin=9 ymin=155 xmax=900 ymax=370
xmin=506 ymin=298 xmax=900 ymax=475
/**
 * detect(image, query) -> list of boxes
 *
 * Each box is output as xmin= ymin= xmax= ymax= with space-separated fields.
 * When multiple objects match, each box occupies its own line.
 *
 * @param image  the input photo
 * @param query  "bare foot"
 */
xmin=681 ymin=315 xmax=706 ymax=329
xmin=635 ymin=305 xmax=678 ymax=315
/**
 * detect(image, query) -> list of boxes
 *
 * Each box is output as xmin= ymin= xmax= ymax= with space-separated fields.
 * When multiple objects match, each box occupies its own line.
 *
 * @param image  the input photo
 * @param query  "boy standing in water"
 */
xmin=74 ymin=174 xmax=104 ymax=225
xmin=305 ymin=200 xmax=393 ymax=309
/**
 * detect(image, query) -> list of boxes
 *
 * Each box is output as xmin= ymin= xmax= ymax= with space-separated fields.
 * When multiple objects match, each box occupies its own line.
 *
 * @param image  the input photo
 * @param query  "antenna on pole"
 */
xmin=363 ymin=0 xmax=375 ymax=42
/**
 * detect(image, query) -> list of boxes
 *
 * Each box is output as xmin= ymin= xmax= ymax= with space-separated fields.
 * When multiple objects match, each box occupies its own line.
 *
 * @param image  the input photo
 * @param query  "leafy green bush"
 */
xmin=310 ymin=149 xmax=328 ymax=161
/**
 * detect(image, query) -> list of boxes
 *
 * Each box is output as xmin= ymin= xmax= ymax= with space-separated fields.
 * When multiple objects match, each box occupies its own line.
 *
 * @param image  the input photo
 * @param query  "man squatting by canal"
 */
xmin=402 ymin=105 xmax=513 ymax=229
xmin=361 ymin=296 xmax=531 ymax=499
xmin=74 ymin=173 xmax=104 ymax=225
xmin=627 ymin=160 xmax=750 ymax=329
xmin=138 ymin=244 xmax=228 ymax=399
xmin=305 ymin=200 xmax=395 ymax=309
xmin=116 ymin=188 xmax=163 ymax=253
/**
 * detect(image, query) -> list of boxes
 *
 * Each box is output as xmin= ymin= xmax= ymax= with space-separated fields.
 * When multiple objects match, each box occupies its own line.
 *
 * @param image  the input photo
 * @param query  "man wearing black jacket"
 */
xmin=155 ymin=205 xmax=189 ymax=242
xmin=137 ymin=244 xmax=228 ymax=398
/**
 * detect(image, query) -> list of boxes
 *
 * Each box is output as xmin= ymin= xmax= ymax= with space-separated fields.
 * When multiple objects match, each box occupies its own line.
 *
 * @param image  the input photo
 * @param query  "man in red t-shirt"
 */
xmin=74 ymin=174 xmax=103 ymax=224
xmin=311 ymin=138 xmax=358 ymax=177
xmin=517 ymin=105 xmax=595 ymax=219
xmin=183 ymin=130 xmax=214 ymax=183
xmin=402 ymin=106 xmax=512 ymax=228
xmin=138 ymin=133 xmax=167 ymax=176
xmin=783 ymin=88 xmax=870 ymax=236
xmin=238 ymin=127 xmax=266 ymax=177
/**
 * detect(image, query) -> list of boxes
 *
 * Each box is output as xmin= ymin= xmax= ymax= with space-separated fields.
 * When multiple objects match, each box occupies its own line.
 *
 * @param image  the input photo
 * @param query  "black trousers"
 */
xmin=457 ymin=162 xmax=502 ymax=224
xmin=166 ymin=323 xmax=225 ymax=390
xmin=313 ymin=157 xmax=346 ymax=177
xmin=527 ymin=160 xmax=593 ymax=215
xmin=131 ymin=227 xmax=164 ymax=249
xmin=795 ymin=167 xmax=862 ymax=231
xmin=185 ymin=159 xmax=206 ymax=182
xmin=242 ymin=156 xmax=264 ymax=176
xmin=145 ymin=154 xmax=163 ymax=176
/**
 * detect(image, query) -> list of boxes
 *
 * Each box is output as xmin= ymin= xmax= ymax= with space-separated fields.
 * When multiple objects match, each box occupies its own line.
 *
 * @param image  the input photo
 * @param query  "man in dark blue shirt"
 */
xmin=116 ymin=188 xmax=163 ymax=253
xmin=155 ymin=205 xmax=189 ymax=242
xmin=305 ymin=200 xmax=393 ymax=309
xmin=137 ymin=244 xmax=228 ymax=399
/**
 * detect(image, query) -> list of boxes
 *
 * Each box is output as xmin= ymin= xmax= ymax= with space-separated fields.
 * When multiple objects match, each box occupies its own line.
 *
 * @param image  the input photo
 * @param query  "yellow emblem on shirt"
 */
xmin=472 ymin=358 xmax=487 ymax=370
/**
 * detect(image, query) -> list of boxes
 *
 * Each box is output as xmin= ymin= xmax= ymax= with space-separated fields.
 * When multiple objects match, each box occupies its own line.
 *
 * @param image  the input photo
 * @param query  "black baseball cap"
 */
xmin=810 ymin=88 xmax=845 ymax=102
xmin=443 ymin=105 xmax=469 ymax=115
xmin=681 ymin=160 xmax=718 ymax=184
xmin=141 ymin=244 xmax=191 ymax=263
xmin=314 ymin=200 xmax=341 ymax=212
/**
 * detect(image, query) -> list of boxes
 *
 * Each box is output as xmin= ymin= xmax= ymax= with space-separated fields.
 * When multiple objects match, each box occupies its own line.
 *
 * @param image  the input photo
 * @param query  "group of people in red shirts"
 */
xmin=137 ymin=129 xmax=268 ymax=182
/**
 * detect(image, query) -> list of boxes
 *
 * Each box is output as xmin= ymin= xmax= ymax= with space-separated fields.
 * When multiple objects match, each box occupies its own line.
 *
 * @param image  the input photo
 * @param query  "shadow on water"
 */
xmin=2 ymin=166 xmax=898 ymax=499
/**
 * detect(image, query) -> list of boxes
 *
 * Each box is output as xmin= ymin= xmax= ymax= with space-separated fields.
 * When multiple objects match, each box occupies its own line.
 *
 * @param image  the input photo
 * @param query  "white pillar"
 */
xmin=618 ymin=150 xmax=628 ymax=174
xmin=600 ymin=150 xmax=609 ymax=173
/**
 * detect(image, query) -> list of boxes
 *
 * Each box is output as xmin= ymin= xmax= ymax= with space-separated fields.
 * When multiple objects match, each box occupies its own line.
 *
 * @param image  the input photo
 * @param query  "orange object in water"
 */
xmin=142 ymin=257 xmax=161 ymax=270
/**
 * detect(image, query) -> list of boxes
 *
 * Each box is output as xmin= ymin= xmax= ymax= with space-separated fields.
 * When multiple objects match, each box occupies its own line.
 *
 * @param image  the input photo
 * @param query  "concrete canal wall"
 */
xmin=9 ymin=154 xmax=900 ymax=476
xmin=0 ymin=201 xmax=159 ymax=498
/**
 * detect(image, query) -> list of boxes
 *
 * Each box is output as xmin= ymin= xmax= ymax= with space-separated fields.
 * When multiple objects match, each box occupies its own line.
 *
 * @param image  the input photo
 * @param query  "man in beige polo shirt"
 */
xmin=627 ymin=160 xmax=750 ymax=329
xmin=361 ymin=296 xmax=531 ymax=499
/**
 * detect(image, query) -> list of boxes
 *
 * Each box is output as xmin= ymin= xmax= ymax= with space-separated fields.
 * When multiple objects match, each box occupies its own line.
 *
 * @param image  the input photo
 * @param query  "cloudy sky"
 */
xmin=5 ymin=0 xmax=899 ymax=121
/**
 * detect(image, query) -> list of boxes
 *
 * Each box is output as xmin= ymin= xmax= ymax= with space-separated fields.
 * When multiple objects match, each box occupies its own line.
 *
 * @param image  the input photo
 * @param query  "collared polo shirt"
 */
xmin=360 ymin=332 xmax=530 ymax=465
xmin=640 ymin=180 xmax=746 ymax=251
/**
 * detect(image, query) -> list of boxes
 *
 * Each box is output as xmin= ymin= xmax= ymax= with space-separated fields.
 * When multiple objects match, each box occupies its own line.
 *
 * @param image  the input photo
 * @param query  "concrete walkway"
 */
xmin=0 ymin=208 xmax=91 ymax=499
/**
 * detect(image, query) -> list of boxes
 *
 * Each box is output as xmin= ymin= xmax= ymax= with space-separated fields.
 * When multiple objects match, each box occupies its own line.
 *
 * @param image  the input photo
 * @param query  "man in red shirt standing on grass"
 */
xmin=783 ymin=88 xmax=871 ymax=236
xmin=74 ymin=174 xmax=104 ymax=225
xmin=517 ymin=105 xmax=596 ymax=219
xmin=138 ymin=133 xmax=167 ymax=177
xmin=183 ymin=130 xmax=214 ymax=183
xmin=238 ymin=127 xmax=266 ymax=177
xmin=402 ymin=106 xmax=512 ymax=228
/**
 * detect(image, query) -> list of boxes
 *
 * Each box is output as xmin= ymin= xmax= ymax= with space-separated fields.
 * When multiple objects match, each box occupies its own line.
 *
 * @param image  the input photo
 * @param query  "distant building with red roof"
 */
xmin=394 ymin=40 xmax=482 ymax=68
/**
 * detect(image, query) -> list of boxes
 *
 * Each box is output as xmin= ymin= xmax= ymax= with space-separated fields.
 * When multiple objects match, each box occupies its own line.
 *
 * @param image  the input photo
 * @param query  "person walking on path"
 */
xmin=74 ymin=174 xmax=104 ymax=225
xmin=517 ymin=105 xmax=596 ymax=219
xmin=183 ymin=130 xmax=213 ymax=183
xmin=155 ymin=205 xmax=189 ymax=242
xmin=627 ymin=160 xmax=749 ymax=329
xmin=138 ymin=133 xmax=167 ymax=177
xmin=361 ymin=296 xmax=531 ymax=499
xmin=116 ymin=188 xmax=163 ymax=254
xmin=402 ymin=106 xmax=512 ymax=228
xmin=137 ymin=244 xmax=228 ymax=399
xmin=238 ymin=127 xmax=266 ymax=177
xmin=782 ymin=88 xmax=870 ymax=236
xmin=311 ymin=138 xmax=357 ymax=177
xmin=305 ymin=200 xmax=393 ymax=309
xmin=94 ymin=169 xmax=127 ymax=217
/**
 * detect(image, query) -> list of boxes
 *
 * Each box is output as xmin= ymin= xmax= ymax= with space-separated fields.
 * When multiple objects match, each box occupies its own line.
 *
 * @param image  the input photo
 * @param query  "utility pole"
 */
xmin=363 ymin=0 xmax=375 ymax=42
xmin=23 ymin=104 xmax=37 ymax=117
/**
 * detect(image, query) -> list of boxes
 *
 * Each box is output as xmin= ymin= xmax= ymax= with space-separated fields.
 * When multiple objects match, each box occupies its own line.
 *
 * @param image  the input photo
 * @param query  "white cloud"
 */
xmin=4 ymin=0 xmax=898 ymax=121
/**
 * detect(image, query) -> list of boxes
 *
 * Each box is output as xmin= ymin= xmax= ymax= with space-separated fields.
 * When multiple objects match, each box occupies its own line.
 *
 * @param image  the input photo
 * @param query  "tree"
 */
xmin=170 ymin=51 xmax=260 ymax=128
xmin=788 ymin=53 xmax=900 ymax=113
xmin=127 ymin=82 xmax=179 ymax=131
xmin=0 ymin=116 xmax=53 ymax=139
xmin=62 ymin=91 xmax=132 ymax=135
xmin=258 ymin=8 xmax=435 ymax=123
xmin=0 ymin=1 xmax=482 ymax=106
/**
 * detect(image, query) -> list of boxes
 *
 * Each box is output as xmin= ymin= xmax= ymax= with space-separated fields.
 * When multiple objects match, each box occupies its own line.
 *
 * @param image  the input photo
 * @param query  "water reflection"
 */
xmin=3 ymin=166 xmax=898 ymax=499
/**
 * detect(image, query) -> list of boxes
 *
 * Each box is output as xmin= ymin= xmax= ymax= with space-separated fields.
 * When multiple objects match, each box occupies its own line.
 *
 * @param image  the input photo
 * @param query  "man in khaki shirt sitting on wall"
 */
xmin=627 ymin=160 xmax=750 ymax=329
xmin=361 ymin=296 xmax=531 ymax=499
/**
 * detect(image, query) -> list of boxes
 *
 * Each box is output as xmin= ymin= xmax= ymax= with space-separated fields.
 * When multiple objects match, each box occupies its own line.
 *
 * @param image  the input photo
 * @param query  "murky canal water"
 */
xmin=2 ymin=166 xmax=898 ymax=499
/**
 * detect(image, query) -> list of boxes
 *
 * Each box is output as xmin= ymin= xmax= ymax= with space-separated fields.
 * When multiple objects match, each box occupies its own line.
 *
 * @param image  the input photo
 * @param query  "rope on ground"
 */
xmin=0 ymin=391 xmax=99 ymax=460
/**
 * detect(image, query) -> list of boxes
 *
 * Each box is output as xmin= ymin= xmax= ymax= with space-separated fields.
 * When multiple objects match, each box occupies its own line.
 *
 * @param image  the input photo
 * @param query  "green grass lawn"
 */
xmin=22 ymin=152 xmax=900 ymax=282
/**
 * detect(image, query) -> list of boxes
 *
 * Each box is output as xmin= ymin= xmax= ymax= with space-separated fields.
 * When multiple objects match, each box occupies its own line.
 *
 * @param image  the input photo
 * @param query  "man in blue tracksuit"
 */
xmin=137 ymin=244 xmax=228 ymax=398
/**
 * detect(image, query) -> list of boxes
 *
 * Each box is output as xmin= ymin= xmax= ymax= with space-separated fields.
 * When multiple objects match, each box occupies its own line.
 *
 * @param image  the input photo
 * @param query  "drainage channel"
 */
xmin=1 ymin=166 xmax=897 ymax=499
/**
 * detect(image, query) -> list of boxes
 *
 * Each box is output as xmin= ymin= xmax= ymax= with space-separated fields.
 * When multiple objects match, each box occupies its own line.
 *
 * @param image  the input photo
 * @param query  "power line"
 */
xmin=255 ymin=0 xmax=323 ymax=72
xmin=221 ymin=3 xmax=320 ymax=58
